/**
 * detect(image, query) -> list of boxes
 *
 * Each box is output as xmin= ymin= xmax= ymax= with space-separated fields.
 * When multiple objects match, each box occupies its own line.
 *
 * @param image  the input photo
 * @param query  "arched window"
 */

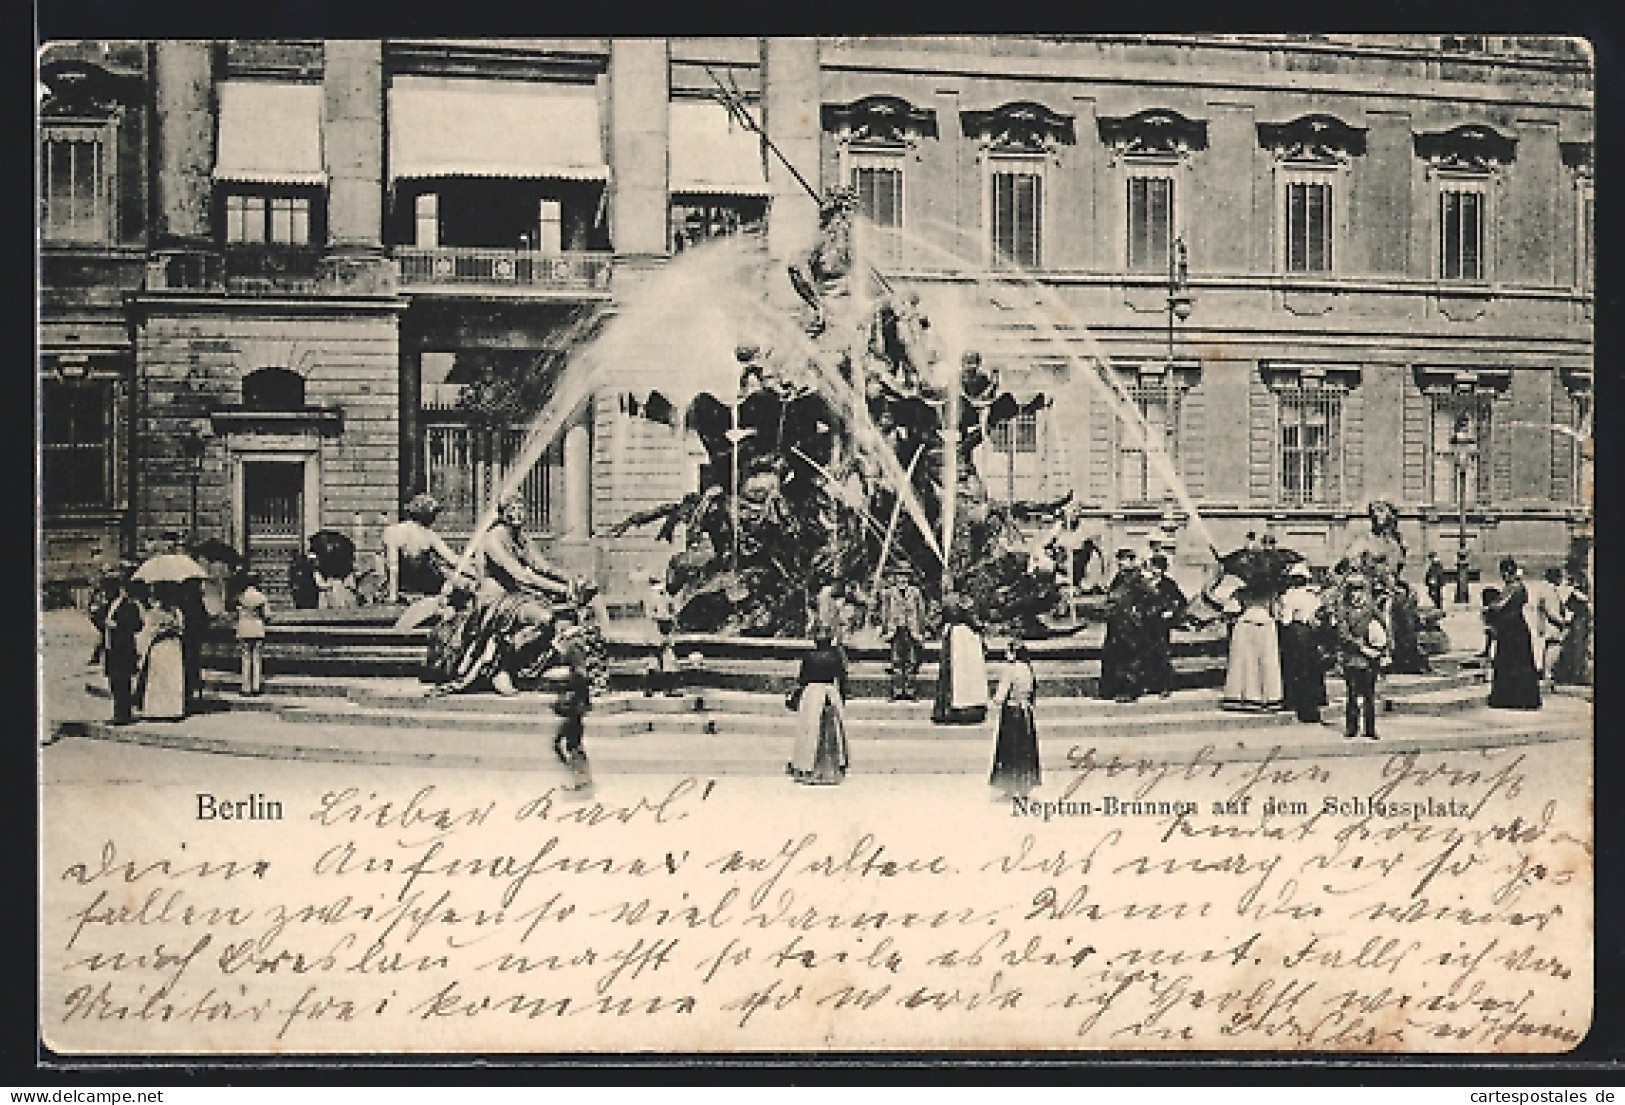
xmin=242 ymin=367 xmax=305 ymax=411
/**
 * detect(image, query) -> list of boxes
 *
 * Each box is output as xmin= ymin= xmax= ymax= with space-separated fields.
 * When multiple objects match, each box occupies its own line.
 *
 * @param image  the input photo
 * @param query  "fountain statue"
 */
xmin=1341 ymin=499 xmax=1437 ymax=672
xmin=610 ymin=186 xmax=1068 ymax=638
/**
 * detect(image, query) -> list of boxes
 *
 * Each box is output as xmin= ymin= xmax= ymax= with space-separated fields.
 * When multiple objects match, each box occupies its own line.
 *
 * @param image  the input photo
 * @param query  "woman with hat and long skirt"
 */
xmin=988 ymin=638 xmax=1041 ymax=799
xmin=933 ymin=595 xmax=989 ymax=724
xmin=787 ymin=626 xmax=851 ymax=785
xmin=1277 ymin=563 xmax=1329 ymax=723
xmin=1221 ymin=580 xmax=1284 ymax=712
xmin=136 ymin=581 xmax=188 ymax=721
xmin=1485 ymin=557 xmax=1542 ymax=710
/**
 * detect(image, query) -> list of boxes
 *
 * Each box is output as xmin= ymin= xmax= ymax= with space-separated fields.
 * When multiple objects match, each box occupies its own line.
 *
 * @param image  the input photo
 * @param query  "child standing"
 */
xmin=644 ymin=573 xmax=682 ymax=697
xmin=234 ymin=571 xmax=269 ymax=696
xmin=1479 ymin=586 xmax=1503 ymax=661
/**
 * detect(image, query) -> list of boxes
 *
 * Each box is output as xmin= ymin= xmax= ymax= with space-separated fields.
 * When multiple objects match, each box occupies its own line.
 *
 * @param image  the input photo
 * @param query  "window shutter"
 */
xmin=1248 ymin=370 xmax=1274 ymax=503
xmin=1342 ymin=384 xmax=1365 ymax=505
xmin=1402 ymin=380 xmax=1429 ymax=503
xmin=1181 ymin=380 xmax=1205 ymax=500
xmin=1491 ymin=391 xmax=1514 ymax=503
xmin=1088 ymin=396 xmax=1113 ymax=505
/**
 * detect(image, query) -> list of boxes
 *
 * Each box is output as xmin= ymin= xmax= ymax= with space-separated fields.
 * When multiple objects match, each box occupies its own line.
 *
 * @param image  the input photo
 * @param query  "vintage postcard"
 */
xmin=38 ymin=35 xmax=1594 ymax=1056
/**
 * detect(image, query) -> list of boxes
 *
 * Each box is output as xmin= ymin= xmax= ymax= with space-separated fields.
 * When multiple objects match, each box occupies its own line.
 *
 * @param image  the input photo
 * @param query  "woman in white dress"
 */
xmin=932 ymin=596 xmax=989 ymax=724
xmin=787 ymin=627 xmax=850 ymax=785
xmin=1220 ymin=581 xmax=1283 ymax=712
xmin=136 ymin=582 xmax=188 ymax=720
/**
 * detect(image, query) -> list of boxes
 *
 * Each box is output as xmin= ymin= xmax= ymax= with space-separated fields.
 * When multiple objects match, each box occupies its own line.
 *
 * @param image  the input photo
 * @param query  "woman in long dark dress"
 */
xmin=1552 ymin=572 xmax=1592 ymax=686
xmin=787 ymin=628 xmax=850 ymax=785
xmin=1486 ymin=557 xmax=1542 ymax=710
xmin=989 ymin=639 xmax=1040 ymax=799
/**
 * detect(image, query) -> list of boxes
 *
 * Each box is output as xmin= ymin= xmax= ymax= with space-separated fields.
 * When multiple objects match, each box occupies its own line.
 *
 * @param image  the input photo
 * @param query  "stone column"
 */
xmin=398 ymin=345 xmax=422 ymax=503
xmin=562 ymin=410 xmax=592 ymax=537
xmin=321 ymin=40 xmax=391 ymax=291
xmin=608 ymin=39 xmax=670 ymax=261
xmin=152 ymin=41 xmax=215 ymax=246
xmin=761 ymin=37 xmax=822 ymax=264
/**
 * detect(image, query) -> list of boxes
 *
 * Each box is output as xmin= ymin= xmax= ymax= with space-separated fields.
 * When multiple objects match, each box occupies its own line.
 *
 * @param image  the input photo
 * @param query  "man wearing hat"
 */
xmin=1332 ymin=573 xmax=1386 ymax=740
xmin=1140 ymin=554 xmax=1189 ymax=699
xmin=877 ymin=570 xmax=927 ymax=701
xmin=103 ymin=568 xmax=145 ymax=725
xmin=1098 ymin=548 xmax=1148 ymax=702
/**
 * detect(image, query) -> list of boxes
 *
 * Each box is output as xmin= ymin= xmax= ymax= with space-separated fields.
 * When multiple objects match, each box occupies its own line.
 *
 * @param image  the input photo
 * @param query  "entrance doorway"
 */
xmin=243 ymin=460 xmax=305 ymax=603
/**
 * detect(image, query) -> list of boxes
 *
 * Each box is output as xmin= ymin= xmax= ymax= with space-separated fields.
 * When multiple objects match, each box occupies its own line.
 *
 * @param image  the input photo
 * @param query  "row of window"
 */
xmin=925 ymin=383 xmax=1587 ymax=511
xmin=42 ymin=130 xmax=1593 ymax=290
xmin=42 ymin=372 xmax=1589 ymax=516
xmin=879 ymin=162 xmax=1511 ymax=279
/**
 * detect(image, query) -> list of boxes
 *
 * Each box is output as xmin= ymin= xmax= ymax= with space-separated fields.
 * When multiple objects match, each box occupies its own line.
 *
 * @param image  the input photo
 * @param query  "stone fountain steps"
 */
xmin=194 ymin=607 xmax=1239 ymax=683
xmin=201 ymin=661 xmax=1482 ymax=710
xmin=200 ymin=647 xmax=1231 ymax=696
xmin=172 ymin=666 xmax=1500 ymax=745
xmin=263 ymin=698 xmax=1299 ymax=741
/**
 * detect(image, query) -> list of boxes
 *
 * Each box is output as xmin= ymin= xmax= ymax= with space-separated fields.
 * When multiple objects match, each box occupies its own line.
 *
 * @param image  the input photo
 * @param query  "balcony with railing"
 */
xmin=394 ymin=248 xmax=613 ymax=297
xmin=144 ymin=245 xmax=373 ymax=296
xmin=222 ymin=244 xmax=325 ymax=294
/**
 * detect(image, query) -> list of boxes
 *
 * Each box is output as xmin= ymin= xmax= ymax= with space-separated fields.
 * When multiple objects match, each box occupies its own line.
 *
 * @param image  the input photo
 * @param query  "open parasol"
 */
xmin=132 ymin=552 xmax=208 ymax=583
xmin=1214 ymin=545 xmax=1306 ymax=593
xmin=308 ymin=530 xmax=357 ymax=578
xmin=187 ymin=537 xmax=242 ymax=568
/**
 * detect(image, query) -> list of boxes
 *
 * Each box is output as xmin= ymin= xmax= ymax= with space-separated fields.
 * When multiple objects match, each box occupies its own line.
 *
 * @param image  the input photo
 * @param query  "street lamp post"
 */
xmin=1164 ymin=236 xmax=1193 ymax=501
xmin=1450 ymin=408 xmax=1478 ymax=605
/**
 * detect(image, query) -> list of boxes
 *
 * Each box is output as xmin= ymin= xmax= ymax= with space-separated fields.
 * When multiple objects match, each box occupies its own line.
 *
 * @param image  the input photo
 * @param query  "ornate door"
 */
xmin=243 ymin=461 xmax=305 ymax=603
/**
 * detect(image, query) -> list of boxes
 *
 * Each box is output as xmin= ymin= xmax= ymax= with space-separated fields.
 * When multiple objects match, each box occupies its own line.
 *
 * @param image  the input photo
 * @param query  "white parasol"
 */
xmin=132 ymin=552 xmax=208 ymax=583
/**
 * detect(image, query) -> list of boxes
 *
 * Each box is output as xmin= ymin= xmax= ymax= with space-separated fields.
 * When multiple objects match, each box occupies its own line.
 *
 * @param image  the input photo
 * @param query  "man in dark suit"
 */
xmin=1424 ymin=552 xmax=1447 ymax=610
xmin=1097 ymin=548 xmax=1147 ymax=703
xmin=104 ymin=576 xmax=145 ymax=725
xmin=1141 ymin=554 xmax=1189 ymax=699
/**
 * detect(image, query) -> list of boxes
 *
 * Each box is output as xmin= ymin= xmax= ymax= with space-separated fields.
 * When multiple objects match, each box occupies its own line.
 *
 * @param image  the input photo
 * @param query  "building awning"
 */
xmin=213 ymin=81 xmax=326 ymax=186
xmin=389 ymin=76 xmax=608 ymax=182
xmin=669 ymin=98 xmax=769 ymax=196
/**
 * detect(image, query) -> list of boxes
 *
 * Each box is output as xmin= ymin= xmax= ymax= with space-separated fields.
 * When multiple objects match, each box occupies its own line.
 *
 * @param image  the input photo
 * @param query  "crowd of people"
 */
xmin=88 ymin=557 xmax=233 ymax=725
xmin=83 ymin=484 xmax=1590 ymax=801
xmin=1476 ymin=557 xmax=1593 ymax=709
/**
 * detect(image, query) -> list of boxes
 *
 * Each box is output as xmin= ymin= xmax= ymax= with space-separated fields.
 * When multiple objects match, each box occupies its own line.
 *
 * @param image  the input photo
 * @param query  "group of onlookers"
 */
xmin=1206 ymin=551 xmax=1591 ymax=739
xmin=90 ymin=563 xmax=265 ymax=724
xmin=84 ymin=490 xmax=1590 ymax=805
xmin=1478 ymin=558 xmax=1592 ymax=709
xmin=778 ymin=600 xmax=1042 ymax=799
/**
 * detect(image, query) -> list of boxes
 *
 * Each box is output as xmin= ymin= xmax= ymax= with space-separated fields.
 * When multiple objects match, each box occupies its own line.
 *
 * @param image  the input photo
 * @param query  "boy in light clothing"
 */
xmin=234 ymin=571 xmax=269 ymax=696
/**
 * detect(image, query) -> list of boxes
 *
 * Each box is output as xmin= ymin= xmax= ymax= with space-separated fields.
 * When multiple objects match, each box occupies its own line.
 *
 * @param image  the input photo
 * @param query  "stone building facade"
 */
xmin=39 ymin=36 xmax=1593 ymax=602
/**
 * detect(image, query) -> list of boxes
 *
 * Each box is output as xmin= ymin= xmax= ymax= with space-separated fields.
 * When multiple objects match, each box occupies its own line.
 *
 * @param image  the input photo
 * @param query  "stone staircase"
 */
xmin=184 ymin=662 xmax=1503 ymax=744
xmin=197 ymin=607 xmax=1237 ymax=691
xmin=60 ymin=652 xmax=1591 ymax=775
